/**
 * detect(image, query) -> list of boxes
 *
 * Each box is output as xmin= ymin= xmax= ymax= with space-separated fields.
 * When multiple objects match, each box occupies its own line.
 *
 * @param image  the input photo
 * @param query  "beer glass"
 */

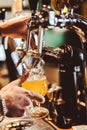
xmin=22 ymin=51 xmax=49 ymax=119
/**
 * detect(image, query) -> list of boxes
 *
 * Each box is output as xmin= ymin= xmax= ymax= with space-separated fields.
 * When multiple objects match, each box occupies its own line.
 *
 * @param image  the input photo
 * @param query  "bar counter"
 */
xmin=0 ymin=116 xmax=87 ymax=130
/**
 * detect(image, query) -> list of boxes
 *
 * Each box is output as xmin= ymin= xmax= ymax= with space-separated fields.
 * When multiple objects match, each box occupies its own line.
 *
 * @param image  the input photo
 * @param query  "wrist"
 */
xmin=0 ymin=101 xmax=3 ymax=116
xmin=0 ymin=26 xmax=2 ymax=37
xmin=0 ymin=96 xmax=8 ymax=122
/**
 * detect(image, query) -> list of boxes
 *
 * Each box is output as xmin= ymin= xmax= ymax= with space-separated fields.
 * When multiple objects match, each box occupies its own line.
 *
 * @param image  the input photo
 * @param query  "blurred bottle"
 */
xmin=12 ymin=0 xmax=23 ymax=15
xmin=28 ymin=0 xmax=51 ymax=11
xmin=42 ymin=0 xmax=51 ymax=5
xmin=4 ymin=37 xmax=20 ymax=81
xmin=28 ymin=0 xmax=38 ymax=10
xmin=81 ymin=0 xmax=87 ymax=18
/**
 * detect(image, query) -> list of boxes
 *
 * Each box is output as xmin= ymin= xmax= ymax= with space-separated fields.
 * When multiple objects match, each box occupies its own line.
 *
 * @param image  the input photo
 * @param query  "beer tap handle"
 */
xmin=27 ymin=11 xmax=39 ymax=52
xmin=38 ymin=25 xmax=44 ymax=54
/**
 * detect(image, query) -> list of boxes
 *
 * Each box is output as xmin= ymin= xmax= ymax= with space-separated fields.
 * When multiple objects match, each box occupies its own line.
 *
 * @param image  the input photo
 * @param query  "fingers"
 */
xmin=5 ymin=92 xmax=33 ymax=117
xmin=19 ymin=94 xmax=33 ymax=108
xmin=0 ymin=72 xmax=29 ymax=93
xmin=15 ymin=86 xmax=45 ymax=103
xmin=27 ymin=90 xmax=45 ymax=104
xmin=10 ymin=71 xmax=30 ymax=86
xmin=13 ymin=85 xmax=45 ymax=104
xmin=18 ymin=71 xmax=30 ymax=85
xmin=6 ymin=108 xmax=25 ymax=117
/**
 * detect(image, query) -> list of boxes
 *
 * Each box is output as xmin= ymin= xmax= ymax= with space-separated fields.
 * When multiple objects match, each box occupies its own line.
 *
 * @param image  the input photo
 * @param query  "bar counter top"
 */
xmin=0 ymin=116 xmax=87 ymax=130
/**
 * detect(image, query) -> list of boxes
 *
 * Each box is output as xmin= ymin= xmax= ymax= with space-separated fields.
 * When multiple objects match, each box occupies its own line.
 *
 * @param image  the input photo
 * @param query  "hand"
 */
xmin=0 ymin=72 xmax=45 ymax=117
xmin=0 ymin=15 xmax=30 ymax=40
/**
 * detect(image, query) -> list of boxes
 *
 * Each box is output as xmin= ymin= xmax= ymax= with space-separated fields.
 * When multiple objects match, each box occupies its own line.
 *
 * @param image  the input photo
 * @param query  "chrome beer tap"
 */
xmin=25 ymin=0 xmax=87 ymax=128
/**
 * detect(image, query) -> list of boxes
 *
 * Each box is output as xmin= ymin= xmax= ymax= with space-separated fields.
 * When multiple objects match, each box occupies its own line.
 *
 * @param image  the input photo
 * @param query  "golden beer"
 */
xmin=22 ymin=78 xmax=48 ymax=96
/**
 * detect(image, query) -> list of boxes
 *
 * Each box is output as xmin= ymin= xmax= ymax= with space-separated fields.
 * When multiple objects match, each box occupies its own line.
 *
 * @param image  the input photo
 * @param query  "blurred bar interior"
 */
xmin=0 ymin=0 xmax=86 ymax=86
xmin=1 ymin=0 xmax=87 ymax=130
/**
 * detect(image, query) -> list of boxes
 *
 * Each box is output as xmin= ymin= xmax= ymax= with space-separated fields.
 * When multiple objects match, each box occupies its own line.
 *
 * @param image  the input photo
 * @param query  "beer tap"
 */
xmin=26 ymin=1 xmax=80 ymax=54
xmin=24 ymin=1 xmax=87 ymax=128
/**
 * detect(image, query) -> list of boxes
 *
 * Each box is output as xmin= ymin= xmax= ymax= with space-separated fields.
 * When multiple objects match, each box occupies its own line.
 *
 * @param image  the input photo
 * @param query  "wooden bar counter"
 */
xmin=0 ymin=116 xmax=87 ymax=130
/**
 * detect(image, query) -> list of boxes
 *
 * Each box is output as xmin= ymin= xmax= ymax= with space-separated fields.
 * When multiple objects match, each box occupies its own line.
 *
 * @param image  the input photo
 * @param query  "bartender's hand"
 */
xmin=0 ymin=72 xmax=45 ymax=117
xmin=0 ymin=15 xmax=30 ymax=40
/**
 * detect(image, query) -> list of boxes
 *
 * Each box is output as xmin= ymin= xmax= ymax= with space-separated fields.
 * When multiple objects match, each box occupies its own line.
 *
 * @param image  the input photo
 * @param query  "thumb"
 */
xmin=15 ymin=71 xmax=29 ymax=86
xmin=0 ymin=72 xmax=29 ymax=93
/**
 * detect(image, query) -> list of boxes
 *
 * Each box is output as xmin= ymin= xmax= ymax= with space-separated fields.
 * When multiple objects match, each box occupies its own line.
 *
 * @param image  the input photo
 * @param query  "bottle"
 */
xmin=5 ymin=37 xmax=20 ymax=81
xmin=28 ymin=0 xmax=38 ymax=10
xmin=12 ymin=0 xmax=23 ymax=15
xmin=42 ymin=0 xmax=51 ymax=6
xmin=81 ymin=0 xmax=87 ymax=18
